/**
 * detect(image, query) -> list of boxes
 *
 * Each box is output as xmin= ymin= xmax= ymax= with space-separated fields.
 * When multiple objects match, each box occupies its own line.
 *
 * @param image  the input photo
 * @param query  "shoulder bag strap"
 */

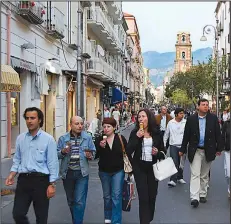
xmin=118 ymin=134 xmax=126 ymax=154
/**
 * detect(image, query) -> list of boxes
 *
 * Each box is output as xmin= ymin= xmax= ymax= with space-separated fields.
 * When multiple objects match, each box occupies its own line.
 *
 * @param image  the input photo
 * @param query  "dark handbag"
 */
xmin=122 ymin=176 xmax=134 ymax=212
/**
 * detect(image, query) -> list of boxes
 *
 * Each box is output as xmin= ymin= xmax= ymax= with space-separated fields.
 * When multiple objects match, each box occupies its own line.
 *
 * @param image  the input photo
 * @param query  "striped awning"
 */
xmin=1 ymin=65 xmax=21 ymax=92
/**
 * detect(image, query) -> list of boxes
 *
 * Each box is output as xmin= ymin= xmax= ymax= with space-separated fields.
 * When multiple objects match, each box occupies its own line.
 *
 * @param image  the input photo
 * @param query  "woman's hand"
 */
xmin=152 ymin=147 xmax=158 ymax=155
xmin=136 ymin=129 xmax=144 ymax=138
xmin=100 ymin=140 xmax=106 ymax=148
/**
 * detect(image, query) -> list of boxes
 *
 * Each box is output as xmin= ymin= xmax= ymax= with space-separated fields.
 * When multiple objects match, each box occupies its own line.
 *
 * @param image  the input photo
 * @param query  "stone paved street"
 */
xmin=1 ymin=124 xmax=230 ymax=224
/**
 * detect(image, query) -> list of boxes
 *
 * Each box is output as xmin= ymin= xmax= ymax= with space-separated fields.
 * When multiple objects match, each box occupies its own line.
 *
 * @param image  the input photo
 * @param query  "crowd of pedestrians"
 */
xmin=5 ymin=99 xmax=230 ymax=224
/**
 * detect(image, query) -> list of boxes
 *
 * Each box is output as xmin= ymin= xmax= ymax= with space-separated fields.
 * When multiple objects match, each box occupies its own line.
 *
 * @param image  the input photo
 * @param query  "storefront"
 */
xmin=1 ymin=64 xmax=21 ymax=157
xmin=86 ymin=77 xmax=104 ymax=123
xmin=39 ymin=61 xmax=65 ymax=140
xmin=65 ymin=74 xmax=76 ymax=131
xmin=10 ymin=56 xmax=38 ymax=151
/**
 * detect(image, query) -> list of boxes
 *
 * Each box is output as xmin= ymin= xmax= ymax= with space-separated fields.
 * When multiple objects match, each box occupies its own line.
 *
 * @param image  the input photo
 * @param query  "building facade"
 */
xmin=1 ymin=1 xmax=133 ymax=158
xmin=215 ymin=1 xmax=230 ymax=109
xmin=124 ymin=12 xmax=144 ymax=112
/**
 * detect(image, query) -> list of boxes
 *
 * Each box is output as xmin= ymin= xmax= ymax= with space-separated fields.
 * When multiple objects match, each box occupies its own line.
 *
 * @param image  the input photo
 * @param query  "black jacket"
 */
xmin=95 ymin=134 xmax=127 ymax=173
xmin=126 ymin=128 xmax=165 ymax=170
xmin=222 ymin=120 xmax=230 ymax=151
xmin=180 ymin=112 xmax=222 ymax=163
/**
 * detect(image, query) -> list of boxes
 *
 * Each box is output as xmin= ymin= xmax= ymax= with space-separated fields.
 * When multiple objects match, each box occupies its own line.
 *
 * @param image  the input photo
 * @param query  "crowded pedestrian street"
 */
xmin=1 ymin=125 xmax=229 ymax=224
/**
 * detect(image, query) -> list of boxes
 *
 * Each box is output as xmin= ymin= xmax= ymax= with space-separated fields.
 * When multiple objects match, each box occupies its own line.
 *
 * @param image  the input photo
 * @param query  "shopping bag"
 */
xmin=153 ymin=151 xmax=178 ymax=181
xmin=122 ymin=176 xmax=135 ymax=212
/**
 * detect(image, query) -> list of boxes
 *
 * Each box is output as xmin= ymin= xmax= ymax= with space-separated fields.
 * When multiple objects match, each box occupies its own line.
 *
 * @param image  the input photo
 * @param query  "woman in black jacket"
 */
xmin=126 ymin=109 xmax=166 ymax=224
xmin=95 ymin=118 xmax=127 ymax=224
xmin=222 ymin=118 xmax=230 ymax=198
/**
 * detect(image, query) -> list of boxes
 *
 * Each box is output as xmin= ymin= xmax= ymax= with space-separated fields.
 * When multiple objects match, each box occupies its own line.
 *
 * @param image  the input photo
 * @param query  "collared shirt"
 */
xmin=160 ymin=115 xmax=166 ymax=131
xmin=198 ymin=115 xmax=206 ymax=147
xmin=164 ymin=118 xmax=186 ymax=147
xmin=11 ymin=129 xmax=59 ymax=182
xmin=104 ymin=110 xmax=110 ymax=118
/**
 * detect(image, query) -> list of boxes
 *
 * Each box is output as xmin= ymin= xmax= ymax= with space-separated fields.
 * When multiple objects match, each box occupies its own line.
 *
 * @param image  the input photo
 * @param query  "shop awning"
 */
xmin=111 ymin=87 xmax=127 ymax=104
xmin=1 ymin=65 xmax=21 ymax=92
xmin=11 ymin=56 xmax=36 ymax=73
xmin=88 ymin=77 xmax=105 ymax=88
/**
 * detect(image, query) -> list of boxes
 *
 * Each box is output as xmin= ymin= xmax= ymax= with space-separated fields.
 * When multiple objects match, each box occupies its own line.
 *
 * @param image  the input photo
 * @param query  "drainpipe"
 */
xmin=6 ymin=9 xmax=12 ymax=158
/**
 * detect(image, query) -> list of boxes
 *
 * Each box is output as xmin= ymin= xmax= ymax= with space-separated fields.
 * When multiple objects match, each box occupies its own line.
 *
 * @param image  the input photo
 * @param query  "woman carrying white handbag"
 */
xmin=126 ymin=109 xmax=166 ymax=224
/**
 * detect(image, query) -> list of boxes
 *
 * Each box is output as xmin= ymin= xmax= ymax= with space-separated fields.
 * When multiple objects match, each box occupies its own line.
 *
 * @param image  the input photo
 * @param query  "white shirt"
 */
xmin=160 ymin=115 xmax=166 ymax=131
xmin=141 ymin=138 xmax=153 ymax=162
xmin=104 ymin=110 xmax=110 ymax=118
xmin=223 ymin=113 xmax=230 ymax=122
xmin=164 ymin=118 xmax=186 ymax=147
xmin=170 ymin=111 xmax=175 ymax=118
xmin=112 ymin=111 xmax=120 ymax=121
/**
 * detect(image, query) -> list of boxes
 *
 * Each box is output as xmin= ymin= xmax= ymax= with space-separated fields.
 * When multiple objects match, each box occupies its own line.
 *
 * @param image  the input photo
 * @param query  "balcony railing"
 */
xmin=87 ymin=7 xmax=123 ymax=52
xmin=17 ymin=1 xmax=45 ymax=24
xmin=45 ymin=7 xmax=65 ymax=39
xmin=87 ymin=56 xmax=122 ymax=84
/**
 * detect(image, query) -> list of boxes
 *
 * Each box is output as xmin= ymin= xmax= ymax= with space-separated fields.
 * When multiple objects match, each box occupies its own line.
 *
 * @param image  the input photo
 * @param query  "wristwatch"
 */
xmin=49 ymin=182 xmax=56 ymax=187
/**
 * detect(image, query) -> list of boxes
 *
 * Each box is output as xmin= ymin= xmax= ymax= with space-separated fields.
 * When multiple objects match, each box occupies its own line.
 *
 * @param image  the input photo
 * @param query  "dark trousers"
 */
xmin=133 ymin=161 xmax=158 ymax=224
xmin=13 ymin=174 xmax=49 ymax=224
xmin=169 ymin=145 xmax=184 ymax=182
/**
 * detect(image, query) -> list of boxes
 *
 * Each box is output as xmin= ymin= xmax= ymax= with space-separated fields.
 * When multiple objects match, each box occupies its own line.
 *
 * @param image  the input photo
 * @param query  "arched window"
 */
xmin=182 ymin=35 xmax=186 ymax=42
xmin=182 ymin=51 xmax=185 ymax=59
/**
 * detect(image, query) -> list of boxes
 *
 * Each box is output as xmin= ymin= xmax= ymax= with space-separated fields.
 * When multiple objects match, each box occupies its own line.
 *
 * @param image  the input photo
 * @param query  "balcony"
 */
xmin=87 ymin=7 xmax=123 ymax=54
xmin=81 ymin=1 xmax=92 ymax=8
xmin=45 ymin=7 xmax=65 ymax=39
xmin=104 ymin=1 xmax=123 ymax=24
xmin=17 ymin=1 xmax=45 ymax=24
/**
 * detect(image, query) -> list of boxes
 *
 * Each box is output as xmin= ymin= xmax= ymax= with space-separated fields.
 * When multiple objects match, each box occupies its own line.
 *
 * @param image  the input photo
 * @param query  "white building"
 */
xmin=215 ymin=1 xmax=230 ymax=97
xmin=0 ymin=1 xmax=129 ymax=158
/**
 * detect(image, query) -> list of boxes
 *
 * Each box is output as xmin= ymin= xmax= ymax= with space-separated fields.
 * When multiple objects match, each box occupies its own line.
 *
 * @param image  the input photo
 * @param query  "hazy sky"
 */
xmin=122 ymin=2 xmax=217 ymax=53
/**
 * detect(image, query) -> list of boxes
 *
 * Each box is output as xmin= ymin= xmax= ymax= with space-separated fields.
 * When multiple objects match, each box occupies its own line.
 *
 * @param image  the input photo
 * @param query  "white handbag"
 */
xmin=153 ymin=151 xmax=178 ymax=181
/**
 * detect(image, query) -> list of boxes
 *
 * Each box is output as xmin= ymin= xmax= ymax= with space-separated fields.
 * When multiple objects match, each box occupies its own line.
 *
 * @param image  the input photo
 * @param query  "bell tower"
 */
xmin=174 ymin=32 xmax=192 ymax=73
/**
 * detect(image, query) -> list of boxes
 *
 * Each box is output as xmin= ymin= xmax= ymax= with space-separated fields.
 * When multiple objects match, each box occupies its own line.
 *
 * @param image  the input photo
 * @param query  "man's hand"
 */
xmin=216 ymin=152 xmax=221 ymax=156
xmin=179 ymin=152 xmax=184 ymax=157
xmin=85 ymin=151 xmax=93 ymax=160
xmin=5 ymin=172 xmax=16 ymax=186
xmin=47 ymin=185 xmax=56 ymax=199
xmin=61 ymin=145 xmax=71 ymax=154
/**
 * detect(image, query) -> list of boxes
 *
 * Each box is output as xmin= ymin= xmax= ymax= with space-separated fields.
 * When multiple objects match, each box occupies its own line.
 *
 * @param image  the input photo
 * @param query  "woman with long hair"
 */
xmin=95 ymin=118 xmax=127 ymax=224
xmin=126 ymin=109 xmax=166 ymax=224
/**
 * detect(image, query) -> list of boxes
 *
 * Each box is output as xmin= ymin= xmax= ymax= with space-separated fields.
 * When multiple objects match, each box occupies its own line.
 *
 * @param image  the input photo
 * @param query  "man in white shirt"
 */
xmin=104 ymin=107 xmax=110 ymax=118
xmin=112 ymin=107 xmax=120 ymax=129
xmin=164 ymin=108 xmax=187 ymax=187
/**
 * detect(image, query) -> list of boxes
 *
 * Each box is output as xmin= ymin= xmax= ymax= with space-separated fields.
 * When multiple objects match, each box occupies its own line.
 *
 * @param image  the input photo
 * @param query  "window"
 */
xmin=182 ymin=35 xmax=186 ymax=42
xmin=182 ymin=51 xmax=185 ymax=59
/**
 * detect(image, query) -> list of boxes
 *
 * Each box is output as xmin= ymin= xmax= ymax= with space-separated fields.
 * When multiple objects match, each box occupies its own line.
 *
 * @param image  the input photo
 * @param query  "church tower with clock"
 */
xmin=174 ymin=32 xmax=192 ymax=73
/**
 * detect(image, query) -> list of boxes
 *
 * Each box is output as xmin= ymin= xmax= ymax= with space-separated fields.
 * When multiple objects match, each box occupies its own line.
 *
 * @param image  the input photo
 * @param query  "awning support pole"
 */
xmin=6 ymin=8 xmax=12 ymax=158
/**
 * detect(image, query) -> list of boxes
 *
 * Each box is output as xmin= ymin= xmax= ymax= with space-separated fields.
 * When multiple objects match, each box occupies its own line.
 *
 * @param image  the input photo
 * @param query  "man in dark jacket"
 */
xmin=179 ymin=99 xmax=222 ymax=208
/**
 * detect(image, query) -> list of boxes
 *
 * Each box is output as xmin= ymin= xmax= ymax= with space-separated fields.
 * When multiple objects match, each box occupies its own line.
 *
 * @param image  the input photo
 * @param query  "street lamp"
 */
xmin=200 ymin=20 xmax=219 ymax=117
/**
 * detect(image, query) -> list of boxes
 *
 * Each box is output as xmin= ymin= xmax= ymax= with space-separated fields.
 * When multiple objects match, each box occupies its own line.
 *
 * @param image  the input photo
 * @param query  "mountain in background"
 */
xmin=142 ymin=47 xmax=213 ymax=87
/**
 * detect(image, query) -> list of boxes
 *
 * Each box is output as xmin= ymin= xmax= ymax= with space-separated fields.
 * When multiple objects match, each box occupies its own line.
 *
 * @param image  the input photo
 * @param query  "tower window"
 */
xmin=182 ymin=51 xmax=185 ymax=59
xmin=182 ymin=35 xmax=186 ymax=42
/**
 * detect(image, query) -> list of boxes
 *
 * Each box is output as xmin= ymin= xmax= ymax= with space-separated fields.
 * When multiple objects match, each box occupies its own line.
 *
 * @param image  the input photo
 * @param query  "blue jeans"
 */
xmin=99 ymin=170 xmax=125 ymax=224
xmin=63 ymin=170 xmax=89 ymax=224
